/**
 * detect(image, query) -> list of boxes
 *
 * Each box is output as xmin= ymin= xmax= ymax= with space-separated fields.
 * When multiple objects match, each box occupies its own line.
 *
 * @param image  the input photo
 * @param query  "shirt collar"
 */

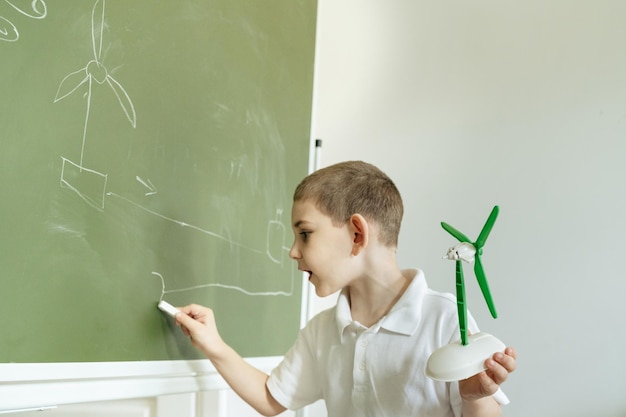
xmin=379 ymin=268 xmax=426 ymax=335
xmin=335 ymin=268 xmax=427 ymax=339
xmin=335 ymin=288 xmax=353 ymax=338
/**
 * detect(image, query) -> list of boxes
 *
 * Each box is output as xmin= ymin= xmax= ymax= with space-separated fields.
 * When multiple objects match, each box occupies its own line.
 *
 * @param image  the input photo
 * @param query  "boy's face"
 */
xmin=289 ymin=199 xmax=357 ymax=297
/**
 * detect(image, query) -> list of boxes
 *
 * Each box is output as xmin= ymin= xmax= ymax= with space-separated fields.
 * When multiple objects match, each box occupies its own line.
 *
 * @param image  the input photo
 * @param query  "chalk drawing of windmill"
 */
xmin=54 ymin=0 xmax=136 ymax=210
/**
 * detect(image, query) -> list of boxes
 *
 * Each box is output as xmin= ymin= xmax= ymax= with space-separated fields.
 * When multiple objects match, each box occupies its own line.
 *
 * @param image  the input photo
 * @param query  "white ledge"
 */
xmin=0 ymin=357 xmax=282 ymax=412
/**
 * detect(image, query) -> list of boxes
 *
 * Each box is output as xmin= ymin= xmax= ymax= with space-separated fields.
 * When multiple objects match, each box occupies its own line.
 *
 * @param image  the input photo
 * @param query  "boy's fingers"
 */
xmin=175 ymin=310 xmax=193 ymax=325
xmin=496 ymin=349 xmax=517 ymax=373
xmin=484 ymin=349 xmax=516 ymax=386
xmin=504 ymin=347 xmax=517 ymax=361
xmin=477 ymin=370 xmax=500 ymax=393
xmin=486 ymin=359 xmax=508 ymax=385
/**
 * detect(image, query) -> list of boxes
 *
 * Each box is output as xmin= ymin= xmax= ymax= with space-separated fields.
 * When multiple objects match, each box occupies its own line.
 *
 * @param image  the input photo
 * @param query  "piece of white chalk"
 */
xmin=157 ymin=300 xmax=180 ymax=318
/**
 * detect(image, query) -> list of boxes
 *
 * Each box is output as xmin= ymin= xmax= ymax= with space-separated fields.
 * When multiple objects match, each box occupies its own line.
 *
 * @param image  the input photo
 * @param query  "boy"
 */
xmin=176 ymin=161 xmax=517 ymax=417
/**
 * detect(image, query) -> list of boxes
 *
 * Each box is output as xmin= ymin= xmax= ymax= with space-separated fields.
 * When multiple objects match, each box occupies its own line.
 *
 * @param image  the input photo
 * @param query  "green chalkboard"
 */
xmin=0 ymin=0 xmax=315 ymax=362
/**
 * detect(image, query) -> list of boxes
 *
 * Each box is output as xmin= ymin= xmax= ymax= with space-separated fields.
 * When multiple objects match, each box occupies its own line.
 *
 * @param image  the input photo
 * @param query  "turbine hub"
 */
xmin=443 ymin=242 xmax=476 ymax=263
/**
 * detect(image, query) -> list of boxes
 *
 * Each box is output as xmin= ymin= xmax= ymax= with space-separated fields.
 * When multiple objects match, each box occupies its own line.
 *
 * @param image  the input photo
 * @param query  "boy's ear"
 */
xmin=349 ymin=214 xmax=369 ymax=255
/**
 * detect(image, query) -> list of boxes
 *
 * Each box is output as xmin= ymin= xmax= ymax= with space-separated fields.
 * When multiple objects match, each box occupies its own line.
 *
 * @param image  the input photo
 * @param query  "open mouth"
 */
xmin=298 ymin=266 xmax=312 ymax=280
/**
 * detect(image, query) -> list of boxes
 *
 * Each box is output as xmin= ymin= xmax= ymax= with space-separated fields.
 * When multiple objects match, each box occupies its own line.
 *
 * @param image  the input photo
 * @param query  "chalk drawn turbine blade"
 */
xmin=106 ymin=75 xmax=137 ymax=127
xmin=0 ymin=16 xmax=19 ymax=42
xmin=54 ymin=68 xmax=89 ymax=102
xmin=136 ymin=176 xmax=157 ymax=196
xmin=92 ymin=0 xmax=106 ymax=61
xmin=5 ymin=0 xmax=48 ymax=19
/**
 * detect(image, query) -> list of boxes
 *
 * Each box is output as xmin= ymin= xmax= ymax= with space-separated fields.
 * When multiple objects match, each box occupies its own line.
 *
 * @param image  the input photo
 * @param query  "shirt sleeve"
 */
xmin=266 ymin=316 xmax=324 ymax=410
xmin=492 ymin=388 xmax=510 ymax=405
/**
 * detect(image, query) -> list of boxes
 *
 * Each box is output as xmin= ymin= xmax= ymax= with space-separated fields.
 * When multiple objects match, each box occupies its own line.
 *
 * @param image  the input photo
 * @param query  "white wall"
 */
xmin=313 ymin=1 xmax=626 ymax=416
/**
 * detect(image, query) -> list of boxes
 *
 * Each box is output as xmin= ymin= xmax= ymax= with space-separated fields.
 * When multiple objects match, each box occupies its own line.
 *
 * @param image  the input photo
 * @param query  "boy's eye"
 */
xmin=299 ymin=231 xmax=310 ymax=241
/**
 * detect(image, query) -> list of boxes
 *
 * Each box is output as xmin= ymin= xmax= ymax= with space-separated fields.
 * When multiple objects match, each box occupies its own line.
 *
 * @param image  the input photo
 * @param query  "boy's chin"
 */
xmin=313 ymin=284 xmax=336 ymax=298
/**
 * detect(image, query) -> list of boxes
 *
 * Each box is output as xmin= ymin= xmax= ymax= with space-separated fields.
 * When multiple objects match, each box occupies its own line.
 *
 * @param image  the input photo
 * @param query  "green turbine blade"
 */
xmin=475 ymin=205 xmax=499 ymax=249
xmin=441 ymin=222 xmax=472 ymax=243
xmin=474 ymin=255 xmax=498 ymax=318
xmin=456 ymin=260 xmax=468 ymax=346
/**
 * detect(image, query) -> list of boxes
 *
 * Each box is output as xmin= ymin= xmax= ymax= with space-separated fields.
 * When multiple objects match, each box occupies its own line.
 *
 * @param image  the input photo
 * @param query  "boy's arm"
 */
xmin=175 ymin=304 xmax=286 ymax=417
xmin=461 ymin=396 xmax=502 ymax=417
xmin=459 ymin=347 xmax=517 ymax=417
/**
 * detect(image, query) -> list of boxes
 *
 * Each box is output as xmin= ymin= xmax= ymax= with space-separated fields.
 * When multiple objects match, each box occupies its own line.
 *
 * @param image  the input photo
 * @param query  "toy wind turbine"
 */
xmin=426 ymin=205 xmax=506 ymax=382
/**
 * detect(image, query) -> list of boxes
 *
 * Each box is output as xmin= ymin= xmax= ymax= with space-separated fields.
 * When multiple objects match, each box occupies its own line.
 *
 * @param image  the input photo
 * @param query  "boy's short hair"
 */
xmin=293 ymin=160 xmax=403 ymax=247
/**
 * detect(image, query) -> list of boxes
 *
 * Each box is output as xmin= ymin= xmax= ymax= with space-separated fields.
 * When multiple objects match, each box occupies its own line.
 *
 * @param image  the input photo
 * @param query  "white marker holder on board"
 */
xmin=314 ymin=139 xmax=322 ymax=171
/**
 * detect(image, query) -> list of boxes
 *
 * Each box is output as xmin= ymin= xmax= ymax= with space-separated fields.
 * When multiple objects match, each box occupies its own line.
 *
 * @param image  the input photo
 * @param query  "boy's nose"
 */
xmin=289 ymin=243 xmax=300 ymax=260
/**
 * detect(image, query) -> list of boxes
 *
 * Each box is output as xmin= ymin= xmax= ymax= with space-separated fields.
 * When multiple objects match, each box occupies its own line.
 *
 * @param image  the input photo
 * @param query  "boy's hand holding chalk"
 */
xmin=159 ymin=303 xmax=226 ymax=360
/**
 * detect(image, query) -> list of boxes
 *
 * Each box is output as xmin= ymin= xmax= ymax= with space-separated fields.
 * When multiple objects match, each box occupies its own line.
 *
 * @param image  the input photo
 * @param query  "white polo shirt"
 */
xmin=267 ymin=268 xmax=508 ymax=417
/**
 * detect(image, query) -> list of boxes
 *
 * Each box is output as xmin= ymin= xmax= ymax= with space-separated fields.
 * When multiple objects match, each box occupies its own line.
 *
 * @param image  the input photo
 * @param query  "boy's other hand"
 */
xmin=459 ymin=347 xmax=517 ymax=401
